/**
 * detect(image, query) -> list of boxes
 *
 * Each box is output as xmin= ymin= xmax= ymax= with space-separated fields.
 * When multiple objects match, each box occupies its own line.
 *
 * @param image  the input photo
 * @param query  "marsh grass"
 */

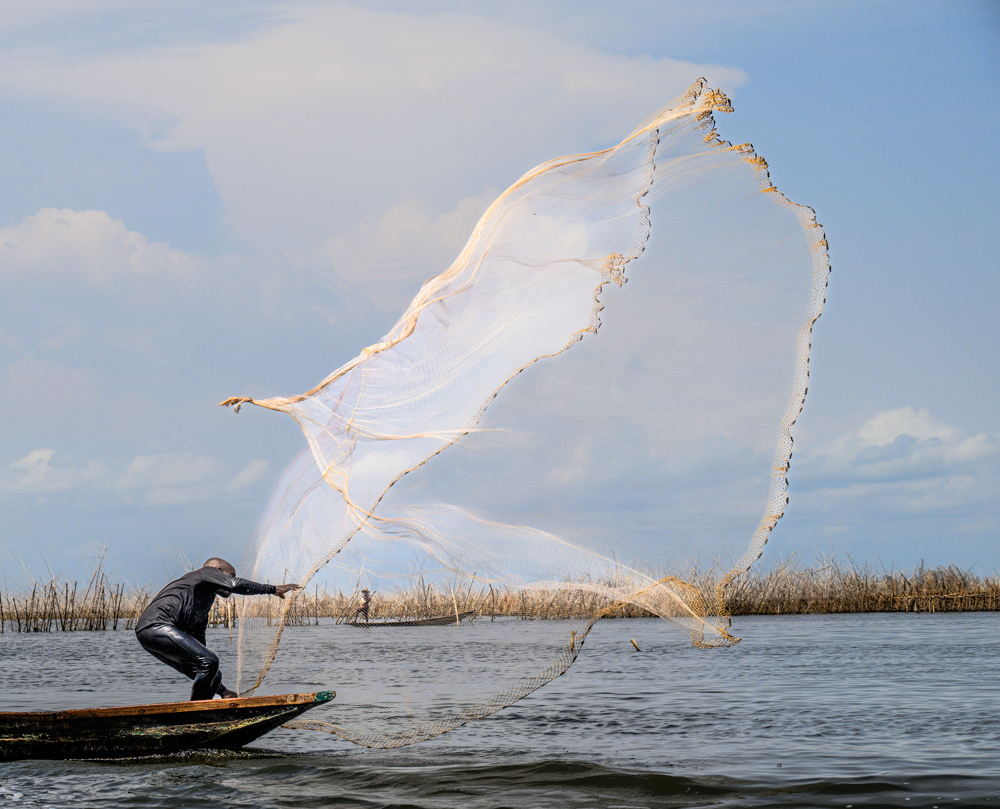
xmin=2 ymin=559 xmax=997 ymax=632
xmin=724 ymin=558 xmax=1000 ymax=615
xmin=236 ymin=575 xmax=656 ymax=626
xmin=0 ymin=565 xmax=149 ymax=633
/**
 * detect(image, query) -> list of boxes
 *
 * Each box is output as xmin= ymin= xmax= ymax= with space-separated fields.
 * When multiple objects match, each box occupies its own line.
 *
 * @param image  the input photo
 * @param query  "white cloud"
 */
xmin=116 ymin=452 xmax=228 ymax=505
xmin=0 ymin=5 xmax=745 ymax=255
xmin=792 ymin=407 xmax=1000 ymax=522
xmin=1 ymin=449 xmax=269 ymax=506
xmin=118 ymin=453 xmax=269 ymax=506
xmin=0 ymin=208 xmax=199 ymax=283
xmin=800 ymin=407 xmax=999 ymax=484
xmin=856 ymin=406 xmax=955 ymax=444
xmin=319 ymin=189 xmax=497 ymax=309
xmin=227 ymin=459 xmax=270 ymax=494
xmin=12 ymin=448 xmax=54 ymax=479
xmin=0 ymin=207 xmax=339 ymax=524
xmin=2 ymin=449 xmax=111 ymax=497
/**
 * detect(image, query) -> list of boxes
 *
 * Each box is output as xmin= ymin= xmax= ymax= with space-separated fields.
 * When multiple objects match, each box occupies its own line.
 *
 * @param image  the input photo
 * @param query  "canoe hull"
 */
xmin=348 ymin=611 xmax=476 ymax=628
xmin=0 ymin=691 xmax=334 ymax=761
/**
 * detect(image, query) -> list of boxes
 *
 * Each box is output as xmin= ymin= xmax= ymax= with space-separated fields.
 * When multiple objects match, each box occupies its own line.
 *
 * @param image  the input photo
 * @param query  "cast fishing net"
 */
xmin=222 ymin=79 xmax=830 ymax=748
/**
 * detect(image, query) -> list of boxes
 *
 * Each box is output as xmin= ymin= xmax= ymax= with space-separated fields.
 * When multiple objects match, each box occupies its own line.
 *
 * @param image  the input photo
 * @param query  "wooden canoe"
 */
xmin=348 ymin=611 xmax=476 ymax=628
xmin=0 ymin=690 xmax=334 ymax=761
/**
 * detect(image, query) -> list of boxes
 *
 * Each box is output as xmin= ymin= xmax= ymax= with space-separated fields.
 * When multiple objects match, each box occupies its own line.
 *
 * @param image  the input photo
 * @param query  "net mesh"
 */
xmin=221 ymin=79 xmax=830 ymax=748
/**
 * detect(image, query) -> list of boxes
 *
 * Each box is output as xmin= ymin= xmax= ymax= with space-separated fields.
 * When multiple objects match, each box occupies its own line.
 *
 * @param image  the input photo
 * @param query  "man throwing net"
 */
xmin=136 ymin=558 xmax=298 ymax=700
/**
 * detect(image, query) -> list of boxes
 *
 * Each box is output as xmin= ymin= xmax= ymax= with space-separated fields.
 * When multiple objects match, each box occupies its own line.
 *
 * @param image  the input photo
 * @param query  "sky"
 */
xmin=1 ymin=0 xmax=997 ymax=586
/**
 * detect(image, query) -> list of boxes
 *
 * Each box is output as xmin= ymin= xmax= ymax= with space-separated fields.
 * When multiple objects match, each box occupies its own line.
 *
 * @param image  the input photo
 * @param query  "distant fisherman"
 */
xmin=136 ymin=558 xmax=298 ymax=700
xmin=350 ymin=588 xmax=373 ymax=624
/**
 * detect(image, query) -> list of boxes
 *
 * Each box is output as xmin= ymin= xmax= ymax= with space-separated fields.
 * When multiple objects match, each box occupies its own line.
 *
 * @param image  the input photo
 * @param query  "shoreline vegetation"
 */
xmin=1 ymin=559 xmax=998 ymax=634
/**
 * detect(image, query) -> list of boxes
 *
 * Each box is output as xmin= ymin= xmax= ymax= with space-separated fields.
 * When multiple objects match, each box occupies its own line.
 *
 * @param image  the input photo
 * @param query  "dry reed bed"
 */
xmin=724 ymin=561 xmax=1000 ymax=615
xmin=237 ymin=578 xmax=655 ymax=626
xmin=0 ymin=571 xmax=148 ymax=633
xmin=2 ymin=562 xmax=998 ymax=632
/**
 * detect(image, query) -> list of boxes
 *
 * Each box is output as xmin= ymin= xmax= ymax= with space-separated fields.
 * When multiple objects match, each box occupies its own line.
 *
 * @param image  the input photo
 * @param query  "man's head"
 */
xmin=203 ymin=557 xmax=237 ymax=577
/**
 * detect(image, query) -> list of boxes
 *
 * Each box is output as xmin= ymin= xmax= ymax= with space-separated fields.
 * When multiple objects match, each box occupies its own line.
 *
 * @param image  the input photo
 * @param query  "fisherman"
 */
xmin=136 ymin=558 xmax=298 ymax=700
xmin=350 ymin=588 xmax=373 ymax=624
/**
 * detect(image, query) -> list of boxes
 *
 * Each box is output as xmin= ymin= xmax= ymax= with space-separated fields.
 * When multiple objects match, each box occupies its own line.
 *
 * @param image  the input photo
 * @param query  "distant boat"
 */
xmin=348 ymin=611 xmax=476 ymax=628
xmin=0 ymin=691 xmax=334 ymax=761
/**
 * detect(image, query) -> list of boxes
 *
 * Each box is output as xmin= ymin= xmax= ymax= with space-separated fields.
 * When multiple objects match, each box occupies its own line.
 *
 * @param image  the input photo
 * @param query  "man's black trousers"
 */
xmin=136 ymin=624 xmax=226 ymax=701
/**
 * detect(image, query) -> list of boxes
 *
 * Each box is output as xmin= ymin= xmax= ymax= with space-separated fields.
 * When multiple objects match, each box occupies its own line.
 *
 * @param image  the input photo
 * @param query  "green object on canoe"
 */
xmin=0 ymin=690 xmax=335 ymax=761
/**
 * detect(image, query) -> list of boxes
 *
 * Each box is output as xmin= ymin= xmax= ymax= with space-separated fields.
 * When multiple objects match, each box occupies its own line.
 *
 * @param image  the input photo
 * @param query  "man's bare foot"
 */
xmin=219 ymin=687 xmax=239 ymax=699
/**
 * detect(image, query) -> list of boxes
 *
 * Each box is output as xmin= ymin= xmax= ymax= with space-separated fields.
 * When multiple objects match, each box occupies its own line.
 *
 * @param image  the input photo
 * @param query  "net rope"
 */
xmin=221 ymin=79 xmax=830 ymax=748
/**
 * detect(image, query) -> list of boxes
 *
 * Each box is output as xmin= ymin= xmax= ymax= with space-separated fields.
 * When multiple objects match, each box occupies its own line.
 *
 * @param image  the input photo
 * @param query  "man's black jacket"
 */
xmin=135 ymin=567 xmax=274 ymax=644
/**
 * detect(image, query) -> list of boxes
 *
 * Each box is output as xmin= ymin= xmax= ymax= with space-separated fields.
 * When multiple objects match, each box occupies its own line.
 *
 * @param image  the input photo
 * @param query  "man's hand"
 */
xmin=275 ymin=584 xmax=300 ymax=599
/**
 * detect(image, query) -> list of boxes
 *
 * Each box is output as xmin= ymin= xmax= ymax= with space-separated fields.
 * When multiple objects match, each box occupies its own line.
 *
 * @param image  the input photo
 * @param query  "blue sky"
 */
xmin=1 ymin=0 xmax=997 ymax=584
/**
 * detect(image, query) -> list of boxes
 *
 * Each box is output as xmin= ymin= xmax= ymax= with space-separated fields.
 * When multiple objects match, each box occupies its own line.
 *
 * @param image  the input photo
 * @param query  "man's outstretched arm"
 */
xmin=230 ymin=577 xmax=300 ymax=597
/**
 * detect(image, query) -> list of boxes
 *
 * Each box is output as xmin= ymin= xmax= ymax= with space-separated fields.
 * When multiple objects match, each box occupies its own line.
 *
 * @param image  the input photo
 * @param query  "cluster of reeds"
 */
xmin=213 ymin=585 xmax=334 ymax=628
xmin=2 ymin=559 xmax=997 ymax=633
xmin=234 ymin=573 xmax=705 ymax=624
xmin=274 ymin=561 xmax=1000 ymax=622
xmin=232 ymin=574 xmax=659 ymax=624
xmin=723 ymin=558 xmax=1000 ymax=615
xmin=0 ymin=568 xmax=149 ymax=633
xmin=231 ymin=578 xmax=489 ymax=625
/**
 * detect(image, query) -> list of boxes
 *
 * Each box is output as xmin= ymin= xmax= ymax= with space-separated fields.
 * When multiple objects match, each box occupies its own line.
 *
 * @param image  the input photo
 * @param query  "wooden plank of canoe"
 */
xmin=0 ymin=691 xmax=329 ymax=721
xmin=0 ymin=691 xmax=335 ymax=761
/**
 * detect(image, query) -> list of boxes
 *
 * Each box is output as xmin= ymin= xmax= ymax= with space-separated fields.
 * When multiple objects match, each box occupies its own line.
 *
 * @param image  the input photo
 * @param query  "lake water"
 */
xmin=1 ymin=612 xmax=998 ymax=808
